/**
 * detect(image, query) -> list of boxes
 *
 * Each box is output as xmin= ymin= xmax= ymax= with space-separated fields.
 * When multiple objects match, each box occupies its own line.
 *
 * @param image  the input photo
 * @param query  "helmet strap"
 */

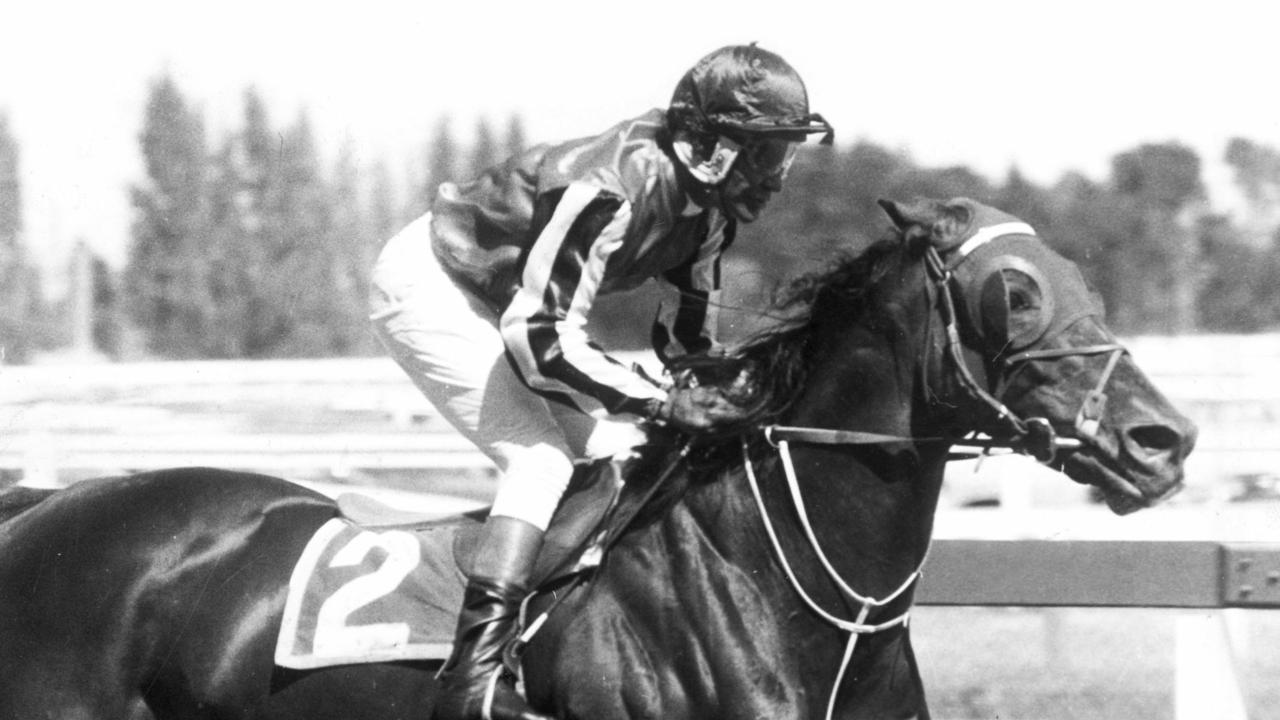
xmin=673 ymin=133 xmax=741 ymax=185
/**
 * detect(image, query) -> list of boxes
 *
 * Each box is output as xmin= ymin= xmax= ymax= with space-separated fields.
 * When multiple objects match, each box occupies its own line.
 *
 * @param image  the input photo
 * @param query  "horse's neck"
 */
xmin=656 ymin=441 xmax=942 ymax=615
xmin=752 ymin=288 xmax=944 ymax=597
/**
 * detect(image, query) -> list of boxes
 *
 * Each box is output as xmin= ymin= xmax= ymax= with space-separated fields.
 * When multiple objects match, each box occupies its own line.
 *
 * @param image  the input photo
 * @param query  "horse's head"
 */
xmin=880 ymin=196 xmax=1197 ymax=514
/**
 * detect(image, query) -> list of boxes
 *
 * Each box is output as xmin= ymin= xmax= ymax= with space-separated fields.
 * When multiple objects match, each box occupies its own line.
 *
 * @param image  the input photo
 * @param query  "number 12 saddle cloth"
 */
xmin=274 ymin=461 xmax=624 ymax=670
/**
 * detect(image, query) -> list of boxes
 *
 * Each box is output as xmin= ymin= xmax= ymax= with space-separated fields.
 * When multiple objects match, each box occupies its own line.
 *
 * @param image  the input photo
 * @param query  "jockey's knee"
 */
xmin=490 ymin=445 xmax=575 ymax=531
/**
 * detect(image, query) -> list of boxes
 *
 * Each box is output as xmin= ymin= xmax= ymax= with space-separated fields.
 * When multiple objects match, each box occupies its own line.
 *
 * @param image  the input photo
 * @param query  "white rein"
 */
xmin=741 ymin=436 xmax=929 ymax=720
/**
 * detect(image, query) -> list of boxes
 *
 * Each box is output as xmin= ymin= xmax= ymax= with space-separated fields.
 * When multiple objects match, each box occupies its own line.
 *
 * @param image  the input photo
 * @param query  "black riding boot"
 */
xmin=432 ymin=515 xmax=553 ymax=720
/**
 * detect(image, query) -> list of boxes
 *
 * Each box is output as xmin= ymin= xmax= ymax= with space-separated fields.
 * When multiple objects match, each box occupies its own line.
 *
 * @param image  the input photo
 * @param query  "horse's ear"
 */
xmin=878 ymin=198 xmax=940 ymax=231
xmin=878 ymin=198 xmax=941 ymax=251
xmin=877 ymin=199 xmax=911 ymax=230
xmin=928 ymin=199 xmax=976 ymax=251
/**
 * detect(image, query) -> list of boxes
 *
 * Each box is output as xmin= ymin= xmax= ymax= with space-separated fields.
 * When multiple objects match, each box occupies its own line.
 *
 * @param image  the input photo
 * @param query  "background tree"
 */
xmin=324 ymin=138 xmax=380 ymax=355
xmin=252 ymin=111 xmax=344 ymax=357
xmin=366 ymin=158 xmax=400 ymax=243
xmin=997 ymin=167 xmax=1054 ymax=232
xmin=91 ymin=253 xmax=123 ymax=357
xmin=1224 ymin=137 xmax=1280 ymax=246
xmin=123 ymin=73 xmax=211 ymax=358
xmin=1197 ymin=210 xmax=1280 ymax=331
xmin=0 ymin=111 xmax=44 ymax=363
xmin=1109 ymin=142 xmax=1205 ymax=333
xmin=105 ymin=83 xmax=1279 ymax=363
xmin=407 ymin=116 xmax=460 ymax=219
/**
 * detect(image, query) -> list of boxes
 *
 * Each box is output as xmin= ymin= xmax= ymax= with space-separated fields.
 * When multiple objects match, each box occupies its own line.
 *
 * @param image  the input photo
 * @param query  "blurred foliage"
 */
xmin=0 ymin=111 xmax=50 ymax=363
xmin=5 ymin=76 xmax=1280 ymax=363
xmin=124 ymin=78 xmax=384 ymax=359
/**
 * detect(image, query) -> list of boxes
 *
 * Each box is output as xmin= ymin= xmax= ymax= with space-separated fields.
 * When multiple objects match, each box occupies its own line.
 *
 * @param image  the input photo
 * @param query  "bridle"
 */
xmin=921 ymin=222 xmax=1127 ymax=464
xmin=740 ymin=222 xmax=1127 ymax=720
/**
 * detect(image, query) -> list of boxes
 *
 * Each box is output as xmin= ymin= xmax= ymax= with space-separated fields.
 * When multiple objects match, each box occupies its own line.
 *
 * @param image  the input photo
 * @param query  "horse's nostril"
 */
xmin=1128 ymin=424 xmax=1181 ymax=452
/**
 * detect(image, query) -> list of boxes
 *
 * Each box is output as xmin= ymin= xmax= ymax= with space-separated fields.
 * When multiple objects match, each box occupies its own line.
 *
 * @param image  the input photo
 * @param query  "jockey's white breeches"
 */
xmin=368 ymin=214 xmax=645 ymax=531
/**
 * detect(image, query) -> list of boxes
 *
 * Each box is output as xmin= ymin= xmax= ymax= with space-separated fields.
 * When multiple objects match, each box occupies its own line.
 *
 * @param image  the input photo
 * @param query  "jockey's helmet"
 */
xmin=668 ymin=44 xmax=832 ymax=186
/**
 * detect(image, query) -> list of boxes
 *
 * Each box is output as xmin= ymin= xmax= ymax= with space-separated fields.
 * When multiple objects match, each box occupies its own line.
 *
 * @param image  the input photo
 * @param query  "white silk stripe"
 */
xmin=955 ymin=221 xmax=1037 ymax=258
xmin=517 ymin=182 xmax=599 ymax=305
xmin=556 ymin=200 xmax=664 ymax=402
xmin=500 ymin=184 xmax=601 ymax=394
xmin=500 ymin=182 xmax=663 ymax=406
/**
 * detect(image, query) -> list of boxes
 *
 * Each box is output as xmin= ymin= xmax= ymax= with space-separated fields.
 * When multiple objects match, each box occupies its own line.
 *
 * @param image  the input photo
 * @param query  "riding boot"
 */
xmin=432 ymin=515 xmax=553 ymax=720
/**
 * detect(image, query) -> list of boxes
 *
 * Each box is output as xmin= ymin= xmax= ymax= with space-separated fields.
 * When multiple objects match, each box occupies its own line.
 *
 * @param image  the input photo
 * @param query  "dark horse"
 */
xmin=0 ymin=198 xmax=1195 ymax=720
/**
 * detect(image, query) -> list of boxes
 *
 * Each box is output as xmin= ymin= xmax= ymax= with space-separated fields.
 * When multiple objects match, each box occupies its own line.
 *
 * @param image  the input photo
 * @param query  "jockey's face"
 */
xmin=716 ymin=139 xmax=800 ymax=223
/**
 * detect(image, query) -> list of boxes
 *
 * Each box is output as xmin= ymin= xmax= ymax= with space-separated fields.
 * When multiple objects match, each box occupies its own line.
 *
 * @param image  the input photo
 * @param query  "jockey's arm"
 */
xmin=499 ymin=183 xmax=666 ymax=418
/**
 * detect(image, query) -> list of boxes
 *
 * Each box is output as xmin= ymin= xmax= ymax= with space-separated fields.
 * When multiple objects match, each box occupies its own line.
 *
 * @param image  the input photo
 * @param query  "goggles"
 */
xmin=722 ymin=136 xmax=801 ymax=180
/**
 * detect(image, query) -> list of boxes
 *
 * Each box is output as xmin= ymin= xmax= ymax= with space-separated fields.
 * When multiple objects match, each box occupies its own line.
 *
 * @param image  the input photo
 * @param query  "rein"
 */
xmin=732 ymin=225 xmax=1127 ymax=719
xmin=742 ymin=436 xmax=924 ymax=720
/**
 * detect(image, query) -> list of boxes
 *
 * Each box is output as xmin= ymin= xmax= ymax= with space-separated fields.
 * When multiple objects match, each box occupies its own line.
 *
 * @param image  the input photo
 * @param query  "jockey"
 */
xmin=369 ymin=43 xmax=831 ymax=720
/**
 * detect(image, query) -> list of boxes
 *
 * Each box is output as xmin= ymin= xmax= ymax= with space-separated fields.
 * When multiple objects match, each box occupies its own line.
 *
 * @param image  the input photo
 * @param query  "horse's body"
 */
xmin=0 ymin=198 xmax=1195 ymax=720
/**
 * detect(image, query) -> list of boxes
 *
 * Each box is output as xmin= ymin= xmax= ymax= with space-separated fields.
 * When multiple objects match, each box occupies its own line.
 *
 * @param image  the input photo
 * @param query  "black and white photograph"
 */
xmin=0 ymin=1 xmax=1276 ymax=718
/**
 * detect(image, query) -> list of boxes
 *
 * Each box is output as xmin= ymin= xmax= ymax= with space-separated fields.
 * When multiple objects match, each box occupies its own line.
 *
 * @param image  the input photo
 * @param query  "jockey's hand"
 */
xmin=649 ymin=383 xmax=751 ymax=434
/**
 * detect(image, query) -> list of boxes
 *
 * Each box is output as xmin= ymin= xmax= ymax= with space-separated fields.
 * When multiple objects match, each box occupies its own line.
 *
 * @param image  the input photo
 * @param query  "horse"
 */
xmin=0 ymin=197 xmax=1195 ymax=720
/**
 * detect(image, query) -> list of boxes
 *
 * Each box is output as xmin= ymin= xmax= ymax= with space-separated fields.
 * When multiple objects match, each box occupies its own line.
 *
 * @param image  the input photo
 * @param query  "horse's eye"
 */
xmin=977 ymin=265 xmax=1054 ymax=351
xmin=1009 ymin=290 xmax=1031 ymax=312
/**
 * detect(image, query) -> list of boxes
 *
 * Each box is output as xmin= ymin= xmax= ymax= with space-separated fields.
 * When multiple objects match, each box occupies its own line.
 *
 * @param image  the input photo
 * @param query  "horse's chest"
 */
xmin=526 ymin=579 xmax=803 ymax=720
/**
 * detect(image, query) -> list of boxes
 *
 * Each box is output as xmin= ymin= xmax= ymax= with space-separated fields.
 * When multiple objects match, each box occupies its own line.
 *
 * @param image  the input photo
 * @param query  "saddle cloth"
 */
xmin=274 ymin=461 xmax=622 ymax=670
xmin=274 ymin=516 xmax=470 ymax=668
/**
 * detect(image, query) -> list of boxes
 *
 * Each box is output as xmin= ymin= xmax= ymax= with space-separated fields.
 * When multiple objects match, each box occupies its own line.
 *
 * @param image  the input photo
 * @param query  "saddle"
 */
xmin=337 ymin=456 xmax=626 ymax=588
xmin=275 ymin=448 xmax=683 ymax=669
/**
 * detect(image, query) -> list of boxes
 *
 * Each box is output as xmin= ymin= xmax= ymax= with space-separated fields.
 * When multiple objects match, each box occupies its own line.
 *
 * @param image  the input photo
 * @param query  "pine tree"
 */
xmin=324 ymin=138 xmax=378 ymax=355
xmin=258 ymin=110 xmax=338 ymax=357
xmin=409 ymin=116 xmax=460 ymax=218
xmin=123 ymin=73 xmax=210 ymax=358
xmin=234 ymin=87 xmax=289 ymax=356
xmin=0 ymin=113 xmax=19 ymax=254
xmin=201 ymin=137 xmax=252 ymax=357
xmin=367 ymin=157 xmax=399 ymax=243
xmin=0 ymin=111 xmax=41 ymax=363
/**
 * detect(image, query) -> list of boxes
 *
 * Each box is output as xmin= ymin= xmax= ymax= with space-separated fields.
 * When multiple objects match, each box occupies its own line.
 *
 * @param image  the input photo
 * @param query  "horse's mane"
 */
xmin=619 ymin=235 xmax=908 ymax=528
xmin=678 ymin=236 xmax=906 ymax=426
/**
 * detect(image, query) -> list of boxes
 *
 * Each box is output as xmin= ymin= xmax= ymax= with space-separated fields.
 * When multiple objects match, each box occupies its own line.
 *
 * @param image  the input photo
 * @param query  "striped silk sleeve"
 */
xmin=499 ymin=182 xmax=666 ymax=417
xmin=653 ymin=214 xmax=734 ymax=360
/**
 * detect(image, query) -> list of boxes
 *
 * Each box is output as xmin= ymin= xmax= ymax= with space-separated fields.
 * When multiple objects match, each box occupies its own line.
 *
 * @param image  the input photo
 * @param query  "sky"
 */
xmin=3 ymin=0 xmax=1278 ymax=283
